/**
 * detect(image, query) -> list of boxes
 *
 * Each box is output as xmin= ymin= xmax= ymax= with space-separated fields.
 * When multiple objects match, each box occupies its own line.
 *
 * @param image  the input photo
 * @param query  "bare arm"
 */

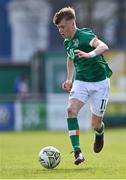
xmin=74 ymin=38 xmax=109 ymax=58
xmin=62 ymin=57 xmax=74 ymax=92
xmin=91 ymin=38 xmax=109 ymax=55
xmin=66 ymin=56 xmax=74 ymax=81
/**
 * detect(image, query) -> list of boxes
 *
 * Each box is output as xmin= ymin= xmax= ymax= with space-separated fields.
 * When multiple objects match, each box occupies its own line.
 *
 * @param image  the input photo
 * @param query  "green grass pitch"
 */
xmin=0 ymin=128 xmax=126 ymax=179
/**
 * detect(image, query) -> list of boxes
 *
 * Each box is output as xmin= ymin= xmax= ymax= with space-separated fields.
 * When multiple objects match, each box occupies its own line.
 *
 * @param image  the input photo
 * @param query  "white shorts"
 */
xmin=69 ymin=78 xmax=110 ymax=117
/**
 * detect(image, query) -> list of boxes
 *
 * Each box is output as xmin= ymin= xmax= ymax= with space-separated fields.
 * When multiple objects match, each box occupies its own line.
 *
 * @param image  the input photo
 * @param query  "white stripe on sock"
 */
xmin=69 ymin=130 xmax=76 ymax=136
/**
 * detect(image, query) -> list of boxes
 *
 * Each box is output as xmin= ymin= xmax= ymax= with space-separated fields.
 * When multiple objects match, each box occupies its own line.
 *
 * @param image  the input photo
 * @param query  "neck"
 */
xmin=70 ymin=27 xmax=78 ymax=38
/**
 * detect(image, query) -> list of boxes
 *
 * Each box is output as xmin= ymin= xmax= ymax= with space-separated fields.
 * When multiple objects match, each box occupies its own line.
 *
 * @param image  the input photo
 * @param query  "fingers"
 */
xmin=74 ymin=49 xmax=80 ymax=53
xmin=62 ymin=83 xmax=68 ymax=91
xmin=74 ymin=49 xmax=84 ymax=58
xmin=62 ymin=81 xmax=72 ymax=92
xmin=74 ymin=49 xmax=81 ymax=56
xmin=74 ymin=49 xmax=89 ymax=58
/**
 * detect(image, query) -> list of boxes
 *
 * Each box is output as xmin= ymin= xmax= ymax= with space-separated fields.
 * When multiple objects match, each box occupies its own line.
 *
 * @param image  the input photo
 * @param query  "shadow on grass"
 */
xmin=37 ymin=167 xmax=92 ymax=173
xmin=0 ymin=167 xmax=93 ymax=179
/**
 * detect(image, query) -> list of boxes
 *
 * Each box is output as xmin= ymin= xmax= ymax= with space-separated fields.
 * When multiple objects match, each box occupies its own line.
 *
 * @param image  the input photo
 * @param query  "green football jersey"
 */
xmin=64 ymin=28 xmax=112 ymax=82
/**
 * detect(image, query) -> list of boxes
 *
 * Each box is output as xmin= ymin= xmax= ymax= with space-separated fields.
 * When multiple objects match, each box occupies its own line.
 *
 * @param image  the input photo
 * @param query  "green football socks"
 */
xmin=67 ymin=117 xmax=81 ymax=152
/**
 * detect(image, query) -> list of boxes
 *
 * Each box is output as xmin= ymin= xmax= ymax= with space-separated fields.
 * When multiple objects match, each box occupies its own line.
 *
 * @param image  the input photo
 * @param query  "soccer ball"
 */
xmin=38 ymin=146 xmax=61 ymax=169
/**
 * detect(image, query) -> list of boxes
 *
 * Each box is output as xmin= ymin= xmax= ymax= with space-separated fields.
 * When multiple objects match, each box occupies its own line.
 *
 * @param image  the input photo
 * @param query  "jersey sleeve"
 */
xmin=80 ymin=28 xmax=96 ymax=46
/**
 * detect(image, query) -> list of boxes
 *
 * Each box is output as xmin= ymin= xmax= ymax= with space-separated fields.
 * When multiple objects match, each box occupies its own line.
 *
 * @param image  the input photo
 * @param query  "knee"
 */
xmin=67 ymin=106 xmax=77 ymax=117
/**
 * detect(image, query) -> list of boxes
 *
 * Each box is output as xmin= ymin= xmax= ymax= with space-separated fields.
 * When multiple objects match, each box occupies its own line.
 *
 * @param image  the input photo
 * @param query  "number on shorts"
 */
xmin=100 ymin=99 xmax=106 ymax=110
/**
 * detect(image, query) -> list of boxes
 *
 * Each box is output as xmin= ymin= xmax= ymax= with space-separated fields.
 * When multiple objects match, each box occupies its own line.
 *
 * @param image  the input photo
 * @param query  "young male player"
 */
xmin=53 ymin=7 xmax=112 ymax=165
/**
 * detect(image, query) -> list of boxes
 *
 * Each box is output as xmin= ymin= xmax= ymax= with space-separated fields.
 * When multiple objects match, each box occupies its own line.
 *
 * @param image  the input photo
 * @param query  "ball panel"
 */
xmin=38 ymin=146 xmax=61 ymax=169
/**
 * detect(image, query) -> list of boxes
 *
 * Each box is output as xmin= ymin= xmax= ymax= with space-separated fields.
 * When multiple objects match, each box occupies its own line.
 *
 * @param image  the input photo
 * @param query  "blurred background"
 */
xmin=0 ymin=0 xmax=125 ymax=131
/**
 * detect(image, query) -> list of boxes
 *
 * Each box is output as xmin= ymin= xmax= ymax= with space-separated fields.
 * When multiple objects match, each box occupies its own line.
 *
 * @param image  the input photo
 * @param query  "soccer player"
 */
xmin=53 ymin=7 xmax=112 ymax=165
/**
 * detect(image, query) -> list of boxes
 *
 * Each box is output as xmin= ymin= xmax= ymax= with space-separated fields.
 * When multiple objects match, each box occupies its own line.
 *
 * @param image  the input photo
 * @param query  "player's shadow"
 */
xmin=39 ymin=167 xmax=92 ymax=173
xmin=53 ymin=167 xmax=92 ymax=172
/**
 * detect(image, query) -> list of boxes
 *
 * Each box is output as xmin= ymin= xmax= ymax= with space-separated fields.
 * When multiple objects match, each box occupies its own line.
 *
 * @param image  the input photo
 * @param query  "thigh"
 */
xmin=69 ymin=80 xmax=89 ymax=104
xmin=90 ymin=78 xmax=110 ymax=117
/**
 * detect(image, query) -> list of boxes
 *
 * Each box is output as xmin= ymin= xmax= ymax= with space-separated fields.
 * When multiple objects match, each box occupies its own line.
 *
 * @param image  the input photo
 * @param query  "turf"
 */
xmin=0 ymin=128 xmax=126 ymax=179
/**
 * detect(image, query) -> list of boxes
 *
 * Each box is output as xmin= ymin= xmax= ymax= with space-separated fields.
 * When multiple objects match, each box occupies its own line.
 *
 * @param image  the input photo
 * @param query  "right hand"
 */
xmin=62 ymin=80 xmax=73 ymax=92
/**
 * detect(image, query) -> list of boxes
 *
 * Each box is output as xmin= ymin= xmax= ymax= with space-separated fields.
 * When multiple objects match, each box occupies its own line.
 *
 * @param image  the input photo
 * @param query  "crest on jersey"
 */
xmin=73 ymin=39 xmax=79 ymax=48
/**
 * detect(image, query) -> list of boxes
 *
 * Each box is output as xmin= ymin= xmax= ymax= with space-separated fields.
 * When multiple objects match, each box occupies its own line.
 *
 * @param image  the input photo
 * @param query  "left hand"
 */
xmin=74 ymin=49 xmax=90 ymax=58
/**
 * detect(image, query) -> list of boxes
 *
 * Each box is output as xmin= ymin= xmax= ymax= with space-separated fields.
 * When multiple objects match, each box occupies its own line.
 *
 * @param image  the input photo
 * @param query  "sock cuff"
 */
xmin=67 ymin=117 xmax=77 ymax=121
xmin=94 ymin=122 xmax=105 ymax=135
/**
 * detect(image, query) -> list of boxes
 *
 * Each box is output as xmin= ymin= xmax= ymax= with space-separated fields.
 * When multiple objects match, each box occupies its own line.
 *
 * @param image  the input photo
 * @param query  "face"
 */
xmin=57 ymin=19 xmax=75 ymax=39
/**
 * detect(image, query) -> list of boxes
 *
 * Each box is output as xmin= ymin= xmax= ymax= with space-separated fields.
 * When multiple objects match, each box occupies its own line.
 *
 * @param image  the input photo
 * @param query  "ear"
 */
xmin=72 ymin=20 xmax=76 ymax=27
